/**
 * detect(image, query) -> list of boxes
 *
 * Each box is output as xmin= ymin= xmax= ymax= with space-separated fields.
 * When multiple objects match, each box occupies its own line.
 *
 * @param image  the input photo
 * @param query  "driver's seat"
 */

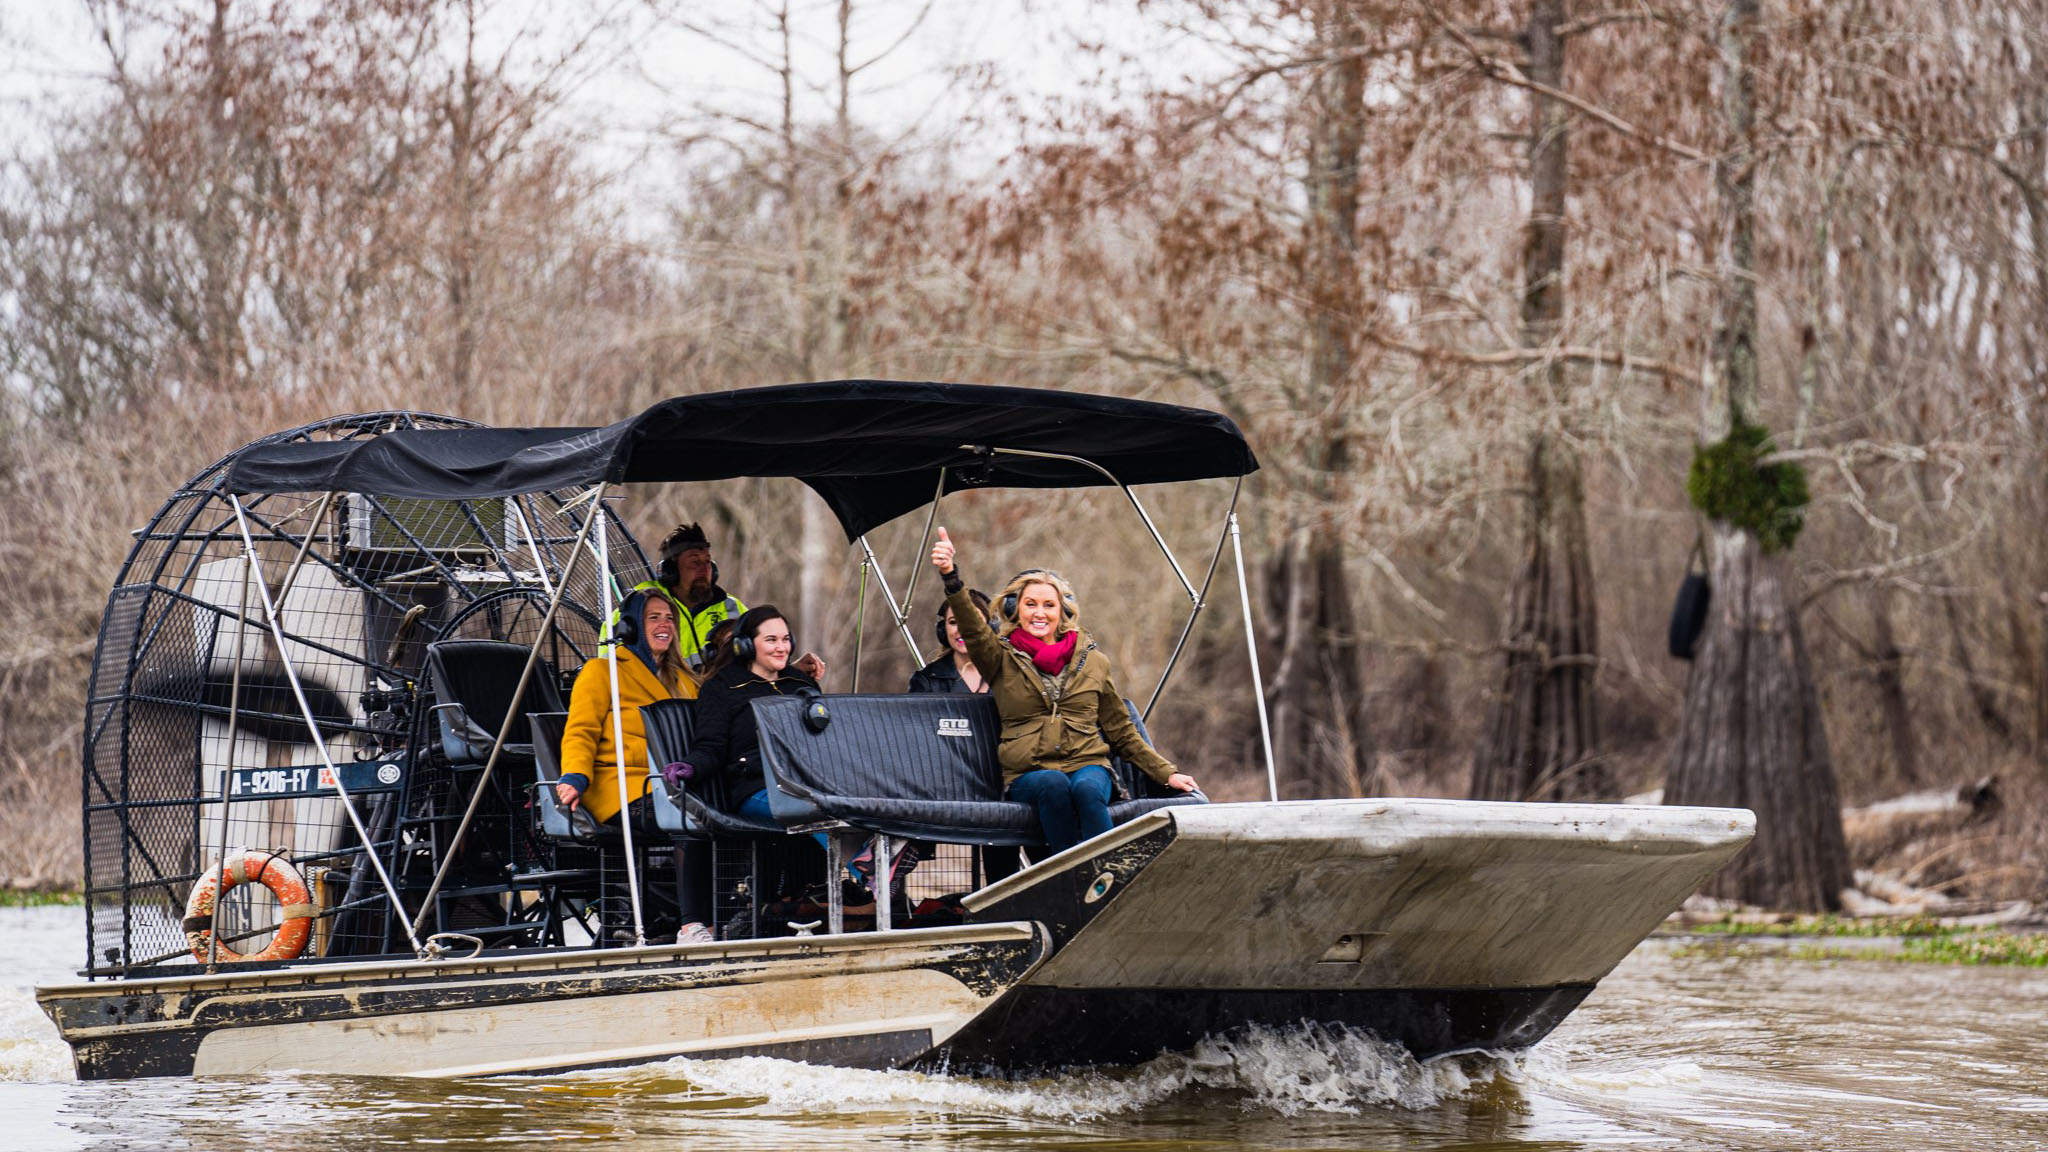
xmin=426 ymin=640 xmax=566 ymax=767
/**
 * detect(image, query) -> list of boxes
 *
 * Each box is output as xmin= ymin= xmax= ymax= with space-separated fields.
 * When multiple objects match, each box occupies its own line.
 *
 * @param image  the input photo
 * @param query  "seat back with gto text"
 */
xmin=752 ymin=694 xmax=1041 ymax=845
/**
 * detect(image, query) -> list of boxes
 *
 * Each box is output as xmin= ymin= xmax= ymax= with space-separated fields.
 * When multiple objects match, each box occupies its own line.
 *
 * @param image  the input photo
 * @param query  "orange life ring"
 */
xmin=184 ymin=850 xmax=316 ymax=963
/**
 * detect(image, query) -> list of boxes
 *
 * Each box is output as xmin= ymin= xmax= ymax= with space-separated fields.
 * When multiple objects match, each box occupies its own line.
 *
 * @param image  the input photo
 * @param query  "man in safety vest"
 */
xmin=630 ymin=522 xmax=745 ymax=679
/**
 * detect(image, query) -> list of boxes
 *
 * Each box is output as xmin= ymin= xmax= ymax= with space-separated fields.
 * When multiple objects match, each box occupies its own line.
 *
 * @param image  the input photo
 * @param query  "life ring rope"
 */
xmin=185 ymin=848 xmax=316 ymax=965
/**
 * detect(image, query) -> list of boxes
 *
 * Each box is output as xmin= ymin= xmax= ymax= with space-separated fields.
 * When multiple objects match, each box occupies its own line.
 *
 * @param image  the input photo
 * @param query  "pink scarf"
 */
xmin=1008 ymin=628 xmax=1078 ymax=675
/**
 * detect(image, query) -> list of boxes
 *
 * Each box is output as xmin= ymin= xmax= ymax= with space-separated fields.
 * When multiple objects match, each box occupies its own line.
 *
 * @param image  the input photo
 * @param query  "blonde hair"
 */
xmin=995 ymin=569 xmax=1079 ymax=638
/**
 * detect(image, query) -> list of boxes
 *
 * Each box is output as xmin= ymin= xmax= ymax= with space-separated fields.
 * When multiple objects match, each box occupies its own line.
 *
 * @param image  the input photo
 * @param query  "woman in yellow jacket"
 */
xmin=553 ymin=591 xmax=711 ymax=942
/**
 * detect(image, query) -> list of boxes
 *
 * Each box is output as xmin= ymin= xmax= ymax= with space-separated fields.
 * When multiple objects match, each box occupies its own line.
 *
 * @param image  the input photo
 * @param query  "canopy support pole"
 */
xmin=407 ymin=485 xmax=607 ymax=949
xmin=1229 ymin=511 xmax=1280 ymax=801
xmin=857 ymin=535 xmax=926 ymax=666
xmin=975 ymin=446 xmax=1198 ymax=605
xmin=205 ymin=551 xmax=255 ymax=972
xmin=1144 ymin=476 xmax=1241 ymax=720
xmin=509 ymin=498 xmax=556 ymax=601
xmin=851 ymin=558 xmax=867 ymax=693
xmin=896 ymin=471 xmax=947 ymax=624
xmin=229 ymin=494 xmax=428 ymax=960
xmin=594 ymin=492 xmax=649 ymax=947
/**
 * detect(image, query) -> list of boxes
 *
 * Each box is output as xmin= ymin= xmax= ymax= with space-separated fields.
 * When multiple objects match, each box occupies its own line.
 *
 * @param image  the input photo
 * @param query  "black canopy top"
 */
xmin=226 ymin=380 xmax=1258 ymax=538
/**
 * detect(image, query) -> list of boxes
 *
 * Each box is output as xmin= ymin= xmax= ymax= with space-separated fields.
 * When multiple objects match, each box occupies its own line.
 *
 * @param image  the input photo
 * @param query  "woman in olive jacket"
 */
xmin=928 ymin=528 xmax=1198 ymax=854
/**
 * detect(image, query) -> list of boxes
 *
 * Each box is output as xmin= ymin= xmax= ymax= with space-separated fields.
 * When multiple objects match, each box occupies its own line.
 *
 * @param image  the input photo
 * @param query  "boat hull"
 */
xmin=937 ymin=798 xmax=1753 ymax=1069
xmin=40 ymin=799 xmax=1752 ymax=1080
xmin=38 ymin=922 xmax=1050 ymax=1080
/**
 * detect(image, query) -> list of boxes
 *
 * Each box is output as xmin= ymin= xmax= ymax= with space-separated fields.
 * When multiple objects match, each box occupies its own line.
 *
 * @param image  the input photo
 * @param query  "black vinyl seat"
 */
xmin=640 ymin=699 xmax=784 ymax=838
xmin=528 ymin=711 xmax=614 ymax=843
xmin=754 ymin=694 xmax=1041 ymax=844
xmin=1107 ymin=700 xmax=1208 ymax=822
xmin=755 ymin=694 xmax=1203 ymax=846
xmin=426 ymin=639 xmax=566 ymax=767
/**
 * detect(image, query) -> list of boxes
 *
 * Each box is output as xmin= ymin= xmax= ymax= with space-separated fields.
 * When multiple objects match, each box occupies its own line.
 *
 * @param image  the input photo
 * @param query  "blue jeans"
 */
xmin=740 ymin=789 xmax=834 ymax=855
xmin=1007 ymin=765 xmax=1114 ymax=855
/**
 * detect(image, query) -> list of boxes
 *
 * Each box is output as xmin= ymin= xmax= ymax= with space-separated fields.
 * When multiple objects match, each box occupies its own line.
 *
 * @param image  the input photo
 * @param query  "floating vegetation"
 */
xmin=1669 ymin=928 xmax=2048 ymax=967
xmin=1889 ymin=933 xmax=2048 ymax=967
xmin=0 ymin=890 xmax=81 ymax=909
xmin=1678 ymin=914 xmax=1957 ymax=939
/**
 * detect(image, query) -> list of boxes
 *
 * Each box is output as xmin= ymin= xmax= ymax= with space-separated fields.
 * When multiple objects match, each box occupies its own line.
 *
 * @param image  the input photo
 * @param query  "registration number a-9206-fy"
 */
xmin=226 ymin=761 xmax=403 ymax=799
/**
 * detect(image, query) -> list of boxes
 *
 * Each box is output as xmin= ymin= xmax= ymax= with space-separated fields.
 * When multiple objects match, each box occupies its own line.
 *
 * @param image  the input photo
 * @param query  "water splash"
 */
xmin=643 ymin=1024 xmax=1550 ymax=1119
xmin=0 ymin=987 xmax=72 ymax=1083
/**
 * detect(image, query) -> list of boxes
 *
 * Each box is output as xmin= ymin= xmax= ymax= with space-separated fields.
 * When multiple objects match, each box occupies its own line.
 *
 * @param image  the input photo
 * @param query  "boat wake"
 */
xmin=0 ymin=985 xmax=71 ymax=1083
xmin=628 ymin=1024 xmax=1559 ymax=1118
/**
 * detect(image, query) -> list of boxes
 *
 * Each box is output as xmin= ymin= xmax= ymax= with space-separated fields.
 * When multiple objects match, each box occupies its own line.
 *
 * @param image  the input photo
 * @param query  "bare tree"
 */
xmin=1469 ymin=0 xmax=1607 ymax=802
xmin=1664 ymin=0 xmax=1850 ymax=911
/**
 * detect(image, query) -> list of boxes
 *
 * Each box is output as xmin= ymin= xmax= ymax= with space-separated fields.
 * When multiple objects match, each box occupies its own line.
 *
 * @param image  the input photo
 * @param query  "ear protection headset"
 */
xmin=729 ymin=606 xmax=786 ymax=665
xmin=935 ymin=592 xmax=995 ymax=649
xmin=658 ymin=553 xmax=719 ymax=588
xmin=1000 ymin=571 xmax=1077 ymax=624
xmin=611 ymin=594 xmax=644 ymax=647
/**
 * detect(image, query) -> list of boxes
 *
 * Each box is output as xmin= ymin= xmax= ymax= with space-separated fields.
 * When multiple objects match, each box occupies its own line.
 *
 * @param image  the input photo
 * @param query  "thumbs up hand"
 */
xmin=931 ymin=527 xmax=956 ymax=575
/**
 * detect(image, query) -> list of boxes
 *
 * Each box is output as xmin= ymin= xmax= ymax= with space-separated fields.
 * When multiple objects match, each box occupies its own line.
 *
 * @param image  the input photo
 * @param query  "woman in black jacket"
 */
xmin=668 ymin=605 xmax=918 ymax=895
xmin=662 ymin=606 xmax=834 ymax=919
xmin=908 ymin=589 xmax=993 ymax=695
xmin=665 ymin=605 xmax=824 ymax=824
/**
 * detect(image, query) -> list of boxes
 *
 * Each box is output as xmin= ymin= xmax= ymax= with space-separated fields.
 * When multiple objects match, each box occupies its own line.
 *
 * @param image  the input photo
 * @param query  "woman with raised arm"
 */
xmin=928 ymin=528 xmax=1198 ymax=854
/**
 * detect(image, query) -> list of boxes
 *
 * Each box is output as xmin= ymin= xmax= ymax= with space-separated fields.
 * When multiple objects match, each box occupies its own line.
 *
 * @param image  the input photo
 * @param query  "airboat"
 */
xmin=38 ymin=381 xmax=1753 ymax=1080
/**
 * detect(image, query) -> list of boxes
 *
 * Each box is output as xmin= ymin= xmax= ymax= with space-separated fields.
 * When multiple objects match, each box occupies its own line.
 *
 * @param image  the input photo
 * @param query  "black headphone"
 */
xmin=934 ymin=592 xmax=993 ymax=650
xmin=611 ymin=594 xmax=643 ymax=648
xmin=1000 ymin=571 xmax=1077 ymax=623
xmin=729 ymin=606 xmax=785 ymax=665
xmin=658 ymin=553 xmax=719 ymax=588
xmin=798 ymin=686 xmax=831 ymax=733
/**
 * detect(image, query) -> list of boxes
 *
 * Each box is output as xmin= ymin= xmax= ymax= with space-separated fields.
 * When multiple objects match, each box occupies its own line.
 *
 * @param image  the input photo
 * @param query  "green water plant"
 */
xmin=0 ymin=888 xmax=83 ymax=907
xmin=1674 ymin=930 xmax=2048 ymax=967
xmin=1687 ymin=416 xmax=1810 ymax=553
xmin=1892 ymin=933 xmax=2048 ymax=967
xmin=1681 ymin=914 xmax=1956 ymax=938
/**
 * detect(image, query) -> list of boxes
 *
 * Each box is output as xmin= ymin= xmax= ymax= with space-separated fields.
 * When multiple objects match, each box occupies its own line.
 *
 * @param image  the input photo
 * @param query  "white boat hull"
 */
xmin=39 ymin=923 xmax=1050 ymax=1079
xmin=930 ymin=799 xmax=1755 ymax=1067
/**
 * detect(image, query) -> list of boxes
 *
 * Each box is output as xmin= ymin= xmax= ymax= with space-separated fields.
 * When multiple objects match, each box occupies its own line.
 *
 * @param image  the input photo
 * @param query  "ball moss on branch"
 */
xmin=1687 ymin=417 xmax=1810 ymax=553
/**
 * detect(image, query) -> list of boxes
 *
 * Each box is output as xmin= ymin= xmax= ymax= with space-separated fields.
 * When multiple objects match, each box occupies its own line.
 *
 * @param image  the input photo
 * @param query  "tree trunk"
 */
xmin=1263 ymin=0 xmax=1375 ymax=798
xmin=1667 ymin=0 xmax=1849 ymax=912
xmin=1265 ymin=527 xmax=1376 ymax=798
xmin=446 ymin=15 xmax=480 ymax=406
xmin=1473 ymin=437 xmax=1606 ymax=799
xmin=198 ymin=0 xmax=243 ymax=393
xmin=1470 ymin=0 xmax=1607 ymax=802
xmin=1669 ymin=530 xmax=1851 ymax=908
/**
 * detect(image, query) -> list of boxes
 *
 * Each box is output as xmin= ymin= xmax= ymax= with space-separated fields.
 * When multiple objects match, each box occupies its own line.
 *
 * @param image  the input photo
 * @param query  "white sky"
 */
xmin=0 ymin=0 xmax=1218 ymax=189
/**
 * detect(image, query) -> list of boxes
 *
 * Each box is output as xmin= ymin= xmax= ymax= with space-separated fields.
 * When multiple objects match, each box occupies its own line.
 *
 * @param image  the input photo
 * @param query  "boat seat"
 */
xmin=529 ymin=711 xmax=614 ymax=844
xmin=640 ymin=699 xmax=785 ymax=838
xmin=427 ymin=639 xmax=565 ymax=767
xmin=753 ymin=694 xmax=1043 ymax=845
xmin=1106 ymin=699 xmax=1208 ymax=822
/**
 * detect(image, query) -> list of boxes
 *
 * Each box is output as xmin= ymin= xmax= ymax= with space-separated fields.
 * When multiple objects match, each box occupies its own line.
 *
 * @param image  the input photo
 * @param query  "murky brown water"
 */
xmin=4 ymin=905 xmax=2044 ymax=1150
